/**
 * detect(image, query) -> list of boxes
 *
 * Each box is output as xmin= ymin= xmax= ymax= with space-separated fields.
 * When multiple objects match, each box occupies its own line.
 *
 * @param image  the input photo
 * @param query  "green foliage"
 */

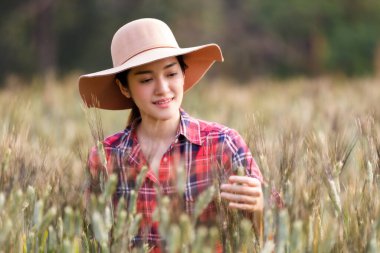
xmin=1 ymin=1 xmax=380 ymax=83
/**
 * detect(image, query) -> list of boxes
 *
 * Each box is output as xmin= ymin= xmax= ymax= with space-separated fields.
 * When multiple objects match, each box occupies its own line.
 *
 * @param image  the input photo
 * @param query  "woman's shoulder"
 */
xmin=181 ymin=109 xmax=241 ymax=140
xmin=197 ymin=118 xmax=231 ymax=134
xmin=195 ymin=118 xmax=243 ymax=142
xmin=102 ymin=128 xmax=132 ymax=148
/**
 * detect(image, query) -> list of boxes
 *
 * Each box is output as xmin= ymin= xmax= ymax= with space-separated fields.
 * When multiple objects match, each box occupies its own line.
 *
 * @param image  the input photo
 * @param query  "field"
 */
xmin=0 ymin=75 xmax=379 ymax=252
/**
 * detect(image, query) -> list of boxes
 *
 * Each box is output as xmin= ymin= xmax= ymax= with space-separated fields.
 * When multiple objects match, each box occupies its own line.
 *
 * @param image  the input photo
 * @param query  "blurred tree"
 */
xmin=224 ymin=0 xmax=380 ymax=78
xmin=1 ymin=0 xmax=380 ymax=84
xmin=325 ymin=0 xmax=380 ymax=76
xmin=0 ymin=0 xmax=36 ymax=79
xmin=35 ymin=0 xmax=56 ymax=80
xmin=0 ymin=0 xmax=57 ymax=82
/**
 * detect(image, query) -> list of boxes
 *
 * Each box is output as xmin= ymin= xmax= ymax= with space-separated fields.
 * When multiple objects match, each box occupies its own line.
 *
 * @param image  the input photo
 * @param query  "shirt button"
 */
xmin=163 ymin=157 xmax=168 ymax=163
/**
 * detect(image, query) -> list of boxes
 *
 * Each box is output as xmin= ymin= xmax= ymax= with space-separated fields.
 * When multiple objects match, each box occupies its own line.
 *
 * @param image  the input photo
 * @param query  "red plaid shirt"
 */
xmin=87 ymin=109 xmax=263 ymax=251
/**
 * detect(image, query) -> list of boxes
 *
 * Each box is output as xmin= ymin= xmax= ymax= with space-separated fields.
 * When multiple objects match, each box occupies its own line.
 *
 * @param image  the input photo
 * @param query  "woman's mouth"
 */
xmin=153 ymin=97 xmax=174 ymax=106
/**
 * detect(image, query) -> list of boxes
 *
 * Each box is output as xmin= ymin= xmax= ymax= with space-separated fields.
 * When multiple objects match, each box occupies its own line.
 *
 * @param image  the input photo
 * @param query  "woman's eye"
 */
xmin=140 ymin=78 xmax=152 ymax=84
xmin=168 ymin=72 xmax=177 ymax=77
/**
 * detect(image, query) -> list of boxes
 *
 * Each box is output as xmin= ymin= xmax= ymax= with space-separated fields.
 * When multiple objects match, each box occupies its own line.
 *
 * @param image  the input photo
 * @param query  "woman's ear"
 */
xmin=116 ymin=79 xmax=131 ymax=98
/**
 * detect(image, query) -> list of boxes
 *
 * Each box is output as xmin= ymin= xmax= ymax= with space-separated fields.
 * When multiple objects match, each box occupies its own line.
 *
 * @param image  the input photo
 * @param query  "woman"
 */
xmin=79 ymin=18 xmax=264 ymax=251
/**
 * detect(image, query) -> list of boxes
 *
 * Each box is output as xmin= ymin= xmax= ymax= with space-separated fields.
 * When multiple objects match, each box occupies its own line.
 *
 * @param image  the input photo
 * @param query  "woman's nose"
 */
xmin=155 ymin=77 xmax=170 ymax=94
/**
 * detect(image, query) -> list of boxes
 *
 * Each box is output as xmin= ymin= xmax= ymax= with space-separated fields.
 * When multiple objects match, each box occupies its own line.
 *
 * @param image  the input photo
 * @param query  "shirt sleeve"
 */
xmin=224 ymin=129 xmax=263 ymax=183
xmin=225 ymin=129 xmax=284 ymax=208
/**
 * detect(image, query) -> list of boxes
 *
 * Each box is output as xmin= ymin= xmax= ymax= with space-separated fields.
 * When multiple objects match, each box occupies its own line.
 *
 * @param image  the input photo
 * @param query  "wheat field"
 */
xmin=0 ymin=75 xmax=379 ymax=252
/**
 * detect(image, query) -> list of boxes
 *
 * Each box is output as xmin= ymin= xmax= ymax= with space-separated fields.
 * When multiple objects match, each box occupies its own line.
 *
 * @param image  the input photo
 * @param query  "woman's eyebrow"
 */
xmin=133 ymin=62 xmax=178 ymax=75
xmin=163 ymin=62 xmax=177 ymax=69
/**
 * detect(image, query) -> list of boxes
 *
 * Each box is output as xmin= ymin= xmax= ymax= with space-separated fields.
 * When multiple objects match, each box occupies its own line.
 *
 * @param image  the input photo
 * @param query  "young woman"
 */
xmin=79 ymin=18 xmax=264 ymax=252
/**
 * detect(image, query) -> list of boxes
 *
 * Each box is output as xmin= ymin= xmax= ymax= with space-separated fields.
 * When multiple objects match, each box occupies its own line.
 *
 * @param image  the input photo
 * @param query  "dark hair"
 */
xmin=115 ymin=55 xmax=188 ymax=126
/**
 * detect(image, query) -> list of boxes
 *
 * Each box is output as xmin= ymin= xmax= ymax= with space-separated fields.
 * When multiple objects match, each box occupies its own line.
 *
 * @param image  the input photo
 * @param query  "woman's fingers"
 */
xmin=220 ymin=175 xmax=264 ymax=212
xmin=228 ymin=175 xmax=261 ymax=186
xmin=228 ymin=202 xmax=261 ymax=211
xmin=220 ymin=184 xmax=261 ymax=197
xmin=220 ymin=191 xmax=258 ymax=204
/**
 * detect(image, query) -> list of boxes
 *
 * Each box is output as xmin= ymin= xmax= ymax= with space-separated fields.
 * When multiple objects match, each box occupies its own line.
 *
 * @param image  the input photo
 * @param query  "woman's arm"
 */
xmin=218 ymin=129 xmax=264 ymax=239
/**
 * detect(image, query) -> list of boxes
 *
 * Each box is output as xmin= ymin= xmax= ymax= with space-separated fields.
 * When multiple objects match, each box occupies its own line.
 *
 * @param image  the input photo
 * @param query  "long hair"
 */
xmin=115 ymin=55 xmax=188 ymax=126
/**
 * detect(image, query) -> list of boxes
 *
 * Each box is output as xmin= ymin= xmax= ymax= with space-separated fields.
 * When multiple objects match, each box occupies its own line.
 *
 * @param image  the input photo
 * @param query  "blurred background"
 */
xmin=1 ymin=0 xmax=380 ymax=85
xmin=1 ymin=3 xmax=380 ymax=251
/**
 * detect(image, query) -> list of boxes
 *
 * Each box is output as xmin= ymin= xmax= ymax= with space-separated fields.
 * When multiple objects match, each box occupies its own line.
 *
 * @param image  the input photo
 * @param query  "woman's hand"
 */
xmin=220 ymin=176 xmax=264 ymax=212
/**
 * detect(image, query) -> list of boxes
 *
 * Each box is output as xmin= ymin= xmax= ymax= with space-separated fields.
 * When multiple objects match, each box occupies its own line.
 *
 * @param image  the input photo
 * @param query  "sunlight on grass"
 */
xmin=0 ymin=75 xmax=379 ymax=252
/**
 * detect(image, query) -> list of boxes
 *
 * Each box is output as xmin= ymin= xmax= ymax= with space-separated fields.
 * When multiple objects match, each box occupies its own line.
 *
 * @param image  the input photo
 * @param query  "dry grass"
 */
xmin=0 ymin=75 xmax=380 ymax=252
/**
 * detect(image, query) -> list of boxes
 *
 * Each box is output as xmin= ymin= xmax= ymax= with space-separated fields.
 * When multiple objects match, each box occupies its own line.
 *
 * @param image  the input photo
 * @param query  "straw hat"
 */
xmin=78 ymin=18 xmax=224 ymax=110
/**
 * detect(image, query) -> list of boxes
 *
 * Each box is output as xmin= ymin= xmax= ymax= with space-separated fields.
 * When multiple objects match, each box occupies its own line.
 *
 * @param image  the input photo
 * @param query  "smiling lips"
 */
xmin=153 ymin=97 xmax=174 ymax=107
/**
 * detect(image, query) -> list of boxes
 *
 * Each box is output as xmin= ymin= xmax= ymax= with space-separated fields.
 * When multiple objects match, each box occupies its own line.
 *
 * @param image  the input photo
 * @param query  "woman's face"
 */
xmin=125 ymin=57 xmax=184 ymax=123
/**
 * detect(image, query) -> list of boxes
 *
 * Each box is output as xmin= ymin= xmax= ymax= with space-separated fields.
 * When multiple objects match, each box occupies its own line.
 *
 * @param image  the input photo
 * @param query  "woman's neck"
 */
xmin=136 ymin=112 xmax=180 ymax=172
xmin=137 ymin=112 xmax=180 ymax=142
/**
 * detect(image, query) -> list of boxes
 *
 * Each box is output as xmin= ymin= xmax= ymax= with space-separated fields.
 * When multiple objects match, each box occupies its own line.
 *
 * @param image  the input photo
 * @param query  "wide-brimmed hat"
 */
xmin=78 ymin=18 xmax=224 ymax=110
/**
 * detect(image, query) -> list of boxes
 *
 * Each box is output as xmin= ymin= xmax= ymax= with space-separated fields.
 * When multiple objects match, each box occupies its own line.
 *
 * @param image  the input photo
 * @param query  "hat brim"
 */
xmin=78 ymin=44 xmax=223 ymax=110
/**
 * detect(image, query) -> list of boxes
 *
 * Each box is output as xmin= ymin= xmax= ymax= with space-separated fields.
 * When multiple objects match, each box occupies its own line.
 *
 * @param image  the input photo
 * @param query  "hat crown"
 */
xmin=111 ymin=18 xmax=179 ymax=67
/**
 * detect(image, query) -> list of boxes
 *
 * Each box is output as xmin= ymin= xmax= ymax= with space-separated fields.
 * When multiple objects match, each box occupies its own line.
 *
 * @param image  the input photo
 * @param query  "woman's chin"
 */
xmin=145 ymin=107 xmax=180 ymax=122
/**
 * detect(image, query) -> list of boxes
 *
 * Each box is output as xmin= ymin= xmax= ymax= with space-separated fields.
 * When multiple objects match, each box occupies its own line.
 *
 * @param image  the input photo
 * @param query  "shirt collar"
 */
xmin=178 ymin=108 xmax=202 ymax=146
xmin=127 ymin=109 xmax=202 ymax=146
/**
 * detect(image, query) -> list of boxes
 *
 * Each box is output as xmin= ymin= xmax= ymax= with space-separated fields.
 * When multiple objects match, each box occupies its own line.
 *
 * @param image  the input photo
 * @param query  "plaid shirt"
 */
xmin=87 ymin=109 xmax=263 ymax=251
